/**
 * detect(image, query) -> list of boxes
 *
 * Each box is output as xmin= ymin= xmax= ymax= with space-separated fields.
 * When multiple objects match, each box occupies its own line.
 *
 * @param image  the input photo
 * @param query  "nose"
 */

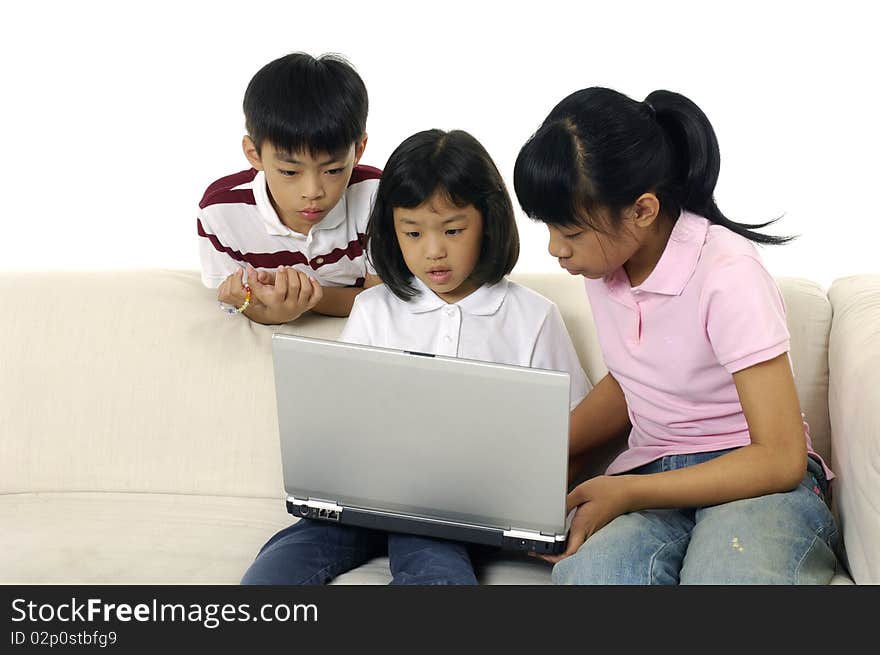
xmin=425 ymin=234 xmax=446 ymax=260
xmin=547 ymin=230 xmax=571 ymax=259
xmin=301 ymin=174 xmax=325 ymax=201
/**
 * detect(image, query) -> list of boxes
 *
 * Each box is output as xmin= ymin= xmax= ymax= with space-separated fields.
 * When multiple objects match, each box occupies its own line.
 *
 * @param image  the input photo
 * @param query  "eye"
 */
xmin=445 ymin=228 xmax=463 ymax=236
xmin=562 ymin=231 xmax=584 ymax=240
xmin=326 ymin=168 xmax=345 ymax=175
xmin=278 ymin=169 xmax=299 ymax=177
xmin=405 ymin=231 xmax=420 ymax=238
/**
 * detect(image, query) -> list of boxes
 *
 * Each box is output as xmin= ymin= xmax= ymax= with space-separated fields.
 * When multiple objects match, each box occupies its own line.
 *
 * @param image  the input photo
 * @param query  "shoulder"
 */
xmin=351 ymin=282 xmax=401 ymax=314
xmin=348 ymin=164 xmax=382 ymax=187
xmin=343 ymin=165 xmax=380 ymax=232
xmin=502 ymin=280 xmax=558 ymax=319
xmin=696 ymin=228 xmax=784 ymax=314
xmin=700 ymin=223 xmax=768 ymax=274
xmin=199 ymin=169 xmax=258 ymax=210
xmin=345 ymin=165 xmax=381 ymax=219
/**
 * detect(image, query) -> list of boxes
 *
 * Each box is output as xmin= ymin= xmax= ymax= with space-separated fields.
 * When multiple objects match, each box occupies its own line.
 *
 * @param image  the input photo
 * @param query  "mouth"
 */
xmin=426 ymin=268 xmax=453 ymax=284
xmin=299 ymin=208 xmax=326 ymax=221
xmin=559 ymin=263 xmax=579 ymax=276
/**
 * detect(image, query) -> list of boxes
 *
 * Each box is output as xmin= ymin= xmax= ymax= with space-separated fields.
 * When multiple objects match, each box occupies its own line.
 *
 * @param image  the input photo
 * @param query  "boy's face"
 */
xmin=393 ymin=192 xmax=484 ymax=304
xmin=243 ymin=135 xmax=367 ymax=235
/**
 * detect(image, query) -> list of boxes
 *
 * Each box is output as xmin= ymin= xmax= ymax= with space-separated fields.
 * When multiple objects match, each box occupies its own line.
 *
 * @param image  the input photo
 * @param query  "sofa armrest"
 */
xmin=828 ymin=275 xmax=880 ymax=584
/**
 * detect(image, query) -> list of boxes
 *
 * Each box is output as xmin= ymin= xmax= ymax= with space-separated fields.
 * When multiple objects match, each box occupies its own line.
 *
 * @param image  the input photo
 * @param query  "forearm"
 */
xmin=624 ymin=438 xmax=807 ymax=511
xmin=569 ymin=373 xmax=631 ymax=456
xmin=310 ymin=286 xmax=362 ymax=317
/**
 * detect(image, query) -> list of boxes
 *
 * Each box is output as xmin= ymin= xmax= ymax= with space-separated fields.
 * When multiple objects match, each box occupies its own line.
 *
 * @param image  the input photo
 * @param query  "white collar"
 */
xmin=406 ymin=276 xmax=509 ymax=316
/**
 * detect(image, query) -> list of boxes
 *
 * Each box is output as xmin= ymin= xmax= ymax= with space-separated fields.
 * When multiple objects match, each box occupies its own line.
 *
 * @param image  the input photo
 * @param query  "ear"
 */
xmin=631 ymin=193 xmax=660 ymax=228
xmin=242 ymin=135 xmax=264 ymax=171
xmin=353 ymin=133 xmax=368 ymax=166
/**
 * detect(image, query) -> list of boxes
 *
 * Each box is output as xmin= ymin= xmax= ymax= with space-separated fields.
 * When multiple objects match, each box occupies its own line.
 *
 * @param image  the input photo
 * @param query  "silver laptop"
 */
xmin=271 ymin=333 xmax=571 ymax=554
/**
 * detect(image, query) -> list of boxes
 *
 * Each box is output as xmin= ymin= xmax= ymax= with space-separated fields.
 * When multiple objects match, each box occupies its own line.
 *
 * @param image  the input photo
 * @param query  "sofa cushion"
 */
xmin=0 ymin=271 xmax=340 ymax=498
xmin=777 ymin=278 xmax=833 ymax=466
xmin=828 ymin=275 xmax=880 ymax=584
xmin=0 ymin=492 xmax=554 ymax=584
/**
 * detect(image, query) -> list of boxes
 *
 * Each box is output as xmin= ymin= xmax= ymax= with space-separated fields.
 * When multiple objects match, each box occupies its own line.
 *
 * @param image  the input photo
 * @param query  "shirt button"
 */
xmin=445 ymin=307 xmax=456 ymax=316
xmin=444 ymin=335 xmax=452 ymax=342
xmin=315 ymin=257 xmax=324 ymax=265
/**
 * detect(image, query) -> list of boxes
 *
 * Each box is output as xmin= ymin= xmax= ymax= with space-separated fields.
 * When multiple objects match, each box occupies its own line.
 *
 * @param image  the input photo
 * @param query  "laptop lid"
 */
xmin=272 ymin=334 xmax=570 ymax=538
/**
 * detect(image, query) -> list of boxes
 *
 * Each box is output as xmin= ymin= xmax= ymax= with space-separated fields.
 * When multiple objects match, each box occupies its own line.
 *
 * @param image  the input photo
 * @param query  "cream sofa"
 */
xmin=1 ymin=270 xmax=877 ymax=584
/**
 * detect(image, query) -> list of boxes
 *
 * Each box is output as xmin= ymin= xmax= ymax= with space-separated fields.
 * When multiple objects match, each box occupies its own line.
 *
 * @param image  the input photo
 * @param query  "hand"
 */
xmin=247 ymin=264 xmax=323 ymax=323
xmin=252 ymin=267 xmax=277 ymax=286
xmin=537 ymin=475 xmax=635 ymax=564
xmin=217 ymin=268 xmax=251 ymax=308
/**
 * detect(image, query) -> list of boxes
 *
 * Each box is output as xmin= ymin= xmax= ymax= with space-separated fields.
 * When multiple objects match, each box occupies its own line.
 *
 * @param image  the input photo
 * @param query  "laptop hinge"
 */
xmin=502 ymin=528 xmax=555 ymax=543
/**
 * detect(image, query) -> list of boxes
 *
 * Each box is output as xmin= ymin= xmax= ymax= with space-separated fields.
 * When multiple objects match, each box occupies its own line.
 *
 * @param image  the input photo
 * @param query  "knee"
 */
xmin=550 ymin=544 xmax=620 ymax=585
xmin=390 ymin=543 xmax=477 ymax=585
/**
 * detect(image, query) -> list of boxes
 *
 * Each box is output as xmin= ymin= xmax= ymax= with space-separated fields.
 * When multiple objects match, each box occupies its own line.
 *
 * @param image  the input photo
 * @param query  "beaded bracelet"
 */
xmin=219 ymin=284 xmax=251 ymax=315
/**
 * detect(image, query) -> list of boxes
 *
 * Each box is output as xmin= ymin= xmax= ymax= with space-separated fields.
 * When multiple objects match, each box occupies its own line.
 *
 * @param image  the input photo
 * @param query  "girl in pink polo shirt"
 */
xmin=513 ymin=87 xmax=841 ymax=584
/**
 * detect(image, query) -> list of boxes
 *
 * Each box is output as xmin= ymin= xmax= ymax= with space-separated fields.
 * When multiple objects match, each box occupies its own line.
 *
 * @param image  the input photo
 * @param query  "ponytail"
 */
xmin=645 ymin=90 xmax=792 ymax=245
xmin=514 ymin=86 xmax=793 ymax=245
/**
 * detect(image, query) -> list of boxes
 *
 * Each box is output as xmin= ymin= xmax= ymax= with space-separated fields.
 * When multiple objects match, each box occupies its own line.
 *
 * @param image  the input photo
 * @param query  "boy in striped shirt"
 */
xmin=197 ymin=52 xmax=381 ymax=324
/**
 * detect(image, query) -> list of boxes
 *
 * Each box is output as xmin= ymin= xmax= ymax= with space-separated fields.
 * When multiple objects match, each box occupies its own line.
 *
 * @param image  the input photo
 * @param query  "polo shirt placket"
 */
xmin=605 ymin=271 xmax=643 ymax=346
xmin=439 ymin=305 xmax=462 ymax=356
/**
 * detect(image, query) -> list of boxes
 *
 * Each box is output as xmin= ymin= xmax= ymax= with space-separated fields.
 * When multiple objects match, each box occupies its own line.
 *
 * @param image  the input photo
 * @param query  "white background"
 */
xmin=3 ymin=0 xmax=878 ymax=288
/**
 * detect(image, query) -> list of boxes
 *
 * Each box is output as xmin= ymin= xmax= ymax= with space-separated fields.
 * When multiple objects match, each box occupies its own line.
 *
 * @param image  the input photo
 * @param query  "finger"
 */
xmin=296 ymin=272 xmax=313 ymax=307
xmin=245 ymin=268 xmax=272 ymax=305
xmin=244 ymin=265 xmax=260 ymax=290
xmin=558 ymin=511 xmax=593 ymax=560
xmin=308 ymin=277 xmax=323 ymax=308
xmin=566 ymin=487 xmax=586 ymax=513
xmin=540 ymin=553 xmax=565 ymax=564
xmin=283 ymin=268 xmax=303 ymax=305
xmin=528 ymin=551 xmax=558 ymax=564
xmin=218 ymin=273 xmax=237 ymax=303
xmin=274 ymin=266 xmax=289 ymax=300
xmin=235 ymin=264 xmax=258 ymax=292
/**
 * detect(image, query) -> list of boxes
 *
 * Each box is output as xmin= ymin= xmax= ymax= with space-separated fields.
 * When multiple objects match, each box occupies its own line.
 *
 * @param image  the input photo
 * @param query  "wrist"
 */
xmin=264 ymin=304 xmax=305 ymax=324
xmin=617 ymin=475 xmax=643 ymax=513
xmin=219 ymin=284 xmax=251 ymax=315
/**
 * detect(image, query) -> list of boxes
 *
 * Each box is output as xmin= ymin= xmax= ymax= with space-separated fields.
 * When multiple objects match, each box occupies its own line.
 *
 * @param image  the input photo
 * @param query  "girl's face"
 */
xmin=393 ymin=192 xmax=483 ymax=303
xmin=547 ymin=211 xmax=641 ymax=279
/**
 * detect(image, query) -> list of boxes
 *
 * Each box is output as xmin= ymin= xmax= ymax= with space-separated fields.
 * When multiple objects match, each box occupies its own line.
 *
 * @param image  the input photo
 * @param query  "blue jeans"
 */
xmin=240 ymin=519 xmax=478 ymax=585
xmin=552 ymin=451 xmax=841 ymax=584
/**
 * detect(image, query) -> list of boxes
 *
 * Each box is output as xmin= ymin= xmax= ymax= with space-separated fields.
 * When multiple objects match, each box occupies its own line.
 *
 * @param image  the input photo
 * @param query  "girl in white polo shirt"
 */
xmin=240 ymin=129 xmax=590 ymax=585
xmin=513 ymin=87 xmax=841 ymax=584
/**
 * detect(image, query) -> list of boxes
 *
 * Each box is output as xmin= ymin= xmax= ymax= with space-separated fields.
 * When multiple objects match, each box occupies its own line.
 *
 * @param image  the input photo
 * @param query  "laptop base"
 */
xmin=287 ymin=499 xmax=565 ymax=555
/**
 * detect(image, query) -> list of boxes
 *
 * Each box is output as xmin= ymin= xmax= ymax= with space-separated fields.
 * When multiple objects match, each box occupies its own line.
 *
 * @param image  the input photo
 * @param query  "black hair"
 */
xmin=367 ymin=129 xmax=520 ymax=301
xmin=243 ymin=52 xmax=368 ymax=156
xmin=513 ymin=87 xmax=792 ymax=245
